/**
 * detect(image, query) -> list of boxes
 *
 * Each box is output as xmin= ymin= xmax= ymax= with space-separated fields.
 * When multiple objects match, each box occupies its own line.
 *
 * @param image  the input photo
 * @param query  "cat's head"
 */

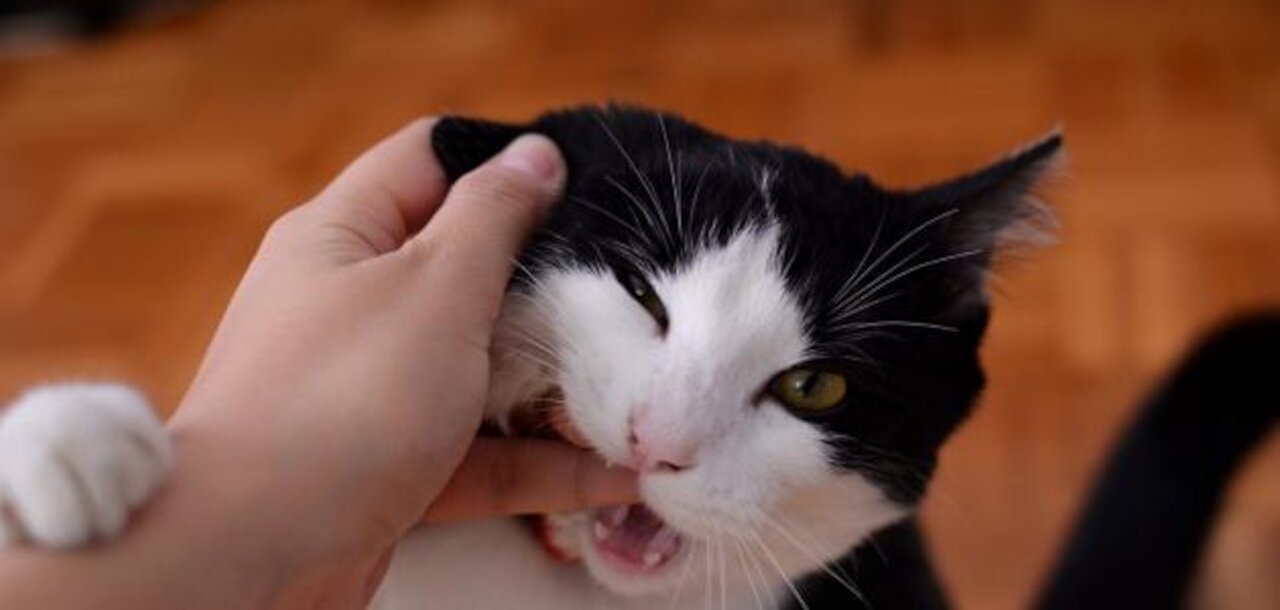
xmin=432 ymin=105 xmax=1060 ymax=599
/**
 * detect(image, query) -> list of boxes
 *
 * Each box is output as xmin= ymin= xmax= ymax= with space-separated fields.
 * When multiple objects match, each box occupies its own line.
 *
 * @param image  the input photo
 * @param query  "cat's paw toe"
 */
xmin=0 ymin=384 xmax=171 ymax=548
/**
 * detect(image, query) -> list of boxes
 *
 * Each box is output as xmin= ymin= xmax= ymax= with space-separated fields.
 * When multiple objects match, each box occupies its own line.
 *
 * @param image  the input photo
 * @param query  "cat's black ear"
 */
xmin=884 ymin=131 xmax=1062 ymax=314
xmin=906 ymin=131 xmax=1063 ymax=260
xmin=431 ymin=116 xmax=530 ymax=182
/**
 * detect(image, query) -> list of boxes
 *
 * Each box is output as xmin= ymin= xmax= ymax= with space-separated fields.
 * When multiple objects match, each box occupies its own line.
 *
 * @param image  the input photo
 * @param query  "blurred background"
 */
xmin=1 ymin=0 xmax=1277 ymax=607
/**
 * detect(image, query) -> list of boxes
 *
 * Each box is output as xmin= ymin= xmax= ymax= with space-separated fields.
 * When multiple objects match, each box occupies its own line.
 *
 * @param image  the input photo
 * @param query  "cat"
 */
xmin=4 ymin=105 xmax=1269 ymax=609
xmin=0 ymin=104 xmax=1059 ymax=608
xmin=372 ymin=106 xmax=1059 ymax=609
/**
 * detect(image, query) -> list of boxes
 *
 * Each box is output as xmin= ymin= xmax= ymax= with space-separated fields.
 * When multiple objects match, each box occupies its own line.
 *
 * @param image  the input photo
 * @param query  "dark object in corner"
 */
xmin=0 ymin=0 xmax=209 ymax=40
xmin=1036 ymin=311 xmax=1280 ymax=610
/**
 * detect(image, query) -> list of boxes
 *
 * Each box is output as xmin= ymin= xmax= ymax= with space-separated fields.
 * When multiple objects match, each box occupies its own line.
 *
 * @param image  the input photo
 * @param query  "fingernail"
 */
xmin=496 ymin=134 xmax=564 ymax=182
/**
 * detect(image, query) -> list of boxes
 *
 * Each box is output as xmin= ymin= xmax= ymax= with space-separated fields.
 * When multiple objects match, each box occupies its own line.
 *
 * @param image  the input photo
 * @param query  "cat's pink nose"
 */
xmin=627 ymin=410 xmax=697 ymax=473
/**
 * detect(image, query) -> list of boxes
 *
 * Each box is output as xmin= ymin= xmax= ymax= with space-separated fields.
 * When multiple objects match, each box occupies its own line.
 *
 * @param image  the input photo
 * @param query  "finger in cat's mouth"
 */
xmin=514 ymin=388 xmax=689 ymax=573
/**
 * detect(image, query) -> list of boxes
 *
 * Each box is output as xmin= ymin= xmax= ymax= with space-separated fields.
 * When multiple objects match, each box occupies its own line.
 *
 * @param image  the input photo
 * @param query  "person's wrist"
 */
xmin=158 ymin=416 xmax=298 ymax=606
xmin=166 ymin=390 xmax=402 ymax=601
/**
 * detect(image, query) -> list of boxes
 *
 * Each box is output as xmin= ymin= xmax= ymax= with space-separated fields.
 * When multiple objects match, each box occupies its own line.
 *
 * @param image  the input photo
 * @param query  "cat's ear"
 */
xmin=431 ymin=116 xmax=530 ymax=182
xmin=894 ymin=131 xmax=1063 ymax=310
xmin=907 ymin=131 xmax=1062 ymax=259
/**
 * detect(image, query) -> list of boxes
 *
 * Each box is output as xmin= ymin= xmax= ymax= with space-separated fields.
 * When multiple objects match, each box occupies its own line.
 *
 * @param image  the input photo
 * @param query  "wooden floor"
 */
xmin=2 ymin=1 xmax=1278 ymax=607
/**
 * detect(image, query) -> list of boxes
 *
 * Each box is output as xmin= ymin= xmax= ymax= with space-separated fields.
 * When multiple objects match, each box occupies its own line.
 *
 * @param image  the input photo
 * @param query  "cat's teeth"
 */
xmin=642 ymin=551 xmax=662 ymax=569
xmin=600 ymin=505 xmax=630 ymax=528
xmin=594 ymin=522 xmax=609 ymax=541
xmin=650 ymin=527 xmax=679 ymax=549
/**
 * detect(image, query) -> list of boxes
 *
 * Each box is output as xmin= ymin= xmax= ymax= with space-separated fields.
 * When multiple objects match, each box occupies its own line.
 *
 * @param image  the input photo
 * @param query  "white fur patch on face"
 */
xmin=485 ymin=225 xmax=907 ymax=599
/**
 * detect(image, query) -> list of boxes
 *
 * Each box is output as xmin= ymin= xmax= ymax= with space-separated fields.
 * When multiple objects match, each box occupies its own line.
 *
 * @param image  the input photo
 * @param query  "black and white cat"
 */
xmin=12 ymin=106 xmax=1266 ymax=609
xmin=370 ymin=107 xmax=1060 ymax=609
xmin=0 ymin=105 xmax=1058 ymax=608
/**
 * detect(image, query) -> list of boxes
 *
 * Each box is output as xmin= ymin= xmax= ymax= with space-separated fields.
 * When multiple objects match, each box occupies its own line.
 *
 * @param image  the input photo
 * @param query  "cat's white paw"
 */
xmin=0 ymin=384 xmax=172 ymax=549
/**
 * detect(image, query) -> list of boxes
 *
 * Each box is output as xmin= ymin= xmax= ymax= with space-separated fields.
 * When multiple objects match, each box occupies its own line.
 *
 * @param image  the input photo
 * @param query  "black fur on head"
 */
xmin=432 ymin=104 xmax=1061 ymax=504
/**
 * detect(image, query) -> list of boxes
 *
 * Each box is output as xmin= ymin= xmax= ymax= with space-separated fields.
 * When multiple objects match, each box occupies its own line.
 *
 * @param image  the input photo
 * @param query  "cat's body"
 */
xmin=1 ymin=106 xmax=1268 ymax=609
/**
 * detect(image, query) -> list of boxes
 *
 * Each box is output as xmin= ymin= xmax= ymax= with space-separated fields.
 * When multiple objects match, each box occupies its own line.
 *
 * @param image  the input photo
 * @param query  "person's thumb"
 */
xmin=406 ymin=133 xmax=565 ymax=326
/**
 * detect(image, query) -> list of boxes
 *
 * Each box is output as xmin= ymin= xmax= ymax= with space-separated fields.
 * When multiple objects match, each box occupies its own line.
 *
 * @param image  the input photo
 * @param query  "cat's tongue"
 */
xmin=592 ymin=504 xmax=683 ymax=571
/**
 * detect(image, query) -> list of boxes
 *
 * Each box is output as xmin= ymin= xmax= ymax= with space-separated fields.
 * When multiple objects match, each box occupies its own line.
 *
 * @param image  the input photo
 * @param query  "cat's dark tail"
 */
xmin=1034 ymin=311 xmax=1280 ymax=610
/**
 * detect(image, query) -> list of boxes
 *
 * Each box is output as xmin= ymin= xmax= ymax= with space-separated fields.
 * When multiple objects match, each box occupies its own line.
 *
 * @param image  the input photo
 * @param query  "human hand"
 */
xmin=166 ymin=119 xmax=637 ymax=607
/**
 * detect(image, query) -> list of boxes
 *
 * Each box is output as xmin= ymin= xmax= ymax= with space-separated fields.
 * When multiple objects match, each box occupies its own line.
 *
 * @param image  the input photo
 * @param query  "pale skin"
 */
xmin=0 ymin=119 xmax=638 ymax=608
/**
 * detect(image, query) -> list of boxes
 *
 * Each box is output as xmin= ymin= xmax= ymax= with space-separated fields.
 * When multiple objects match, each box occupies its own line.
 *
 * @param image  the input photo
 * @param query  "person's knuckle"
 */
xmin=262 ymin=207 xmax=309 ymax=244
xmin=397 ymin=231 xmax=439 ymax=268
xmin=266 ymin=209 xmax=299 ymax=235
xmin=408 ymin=221 xmax=483 ymax=273
xmin=454 ymin=168 xmax=540 ymax=221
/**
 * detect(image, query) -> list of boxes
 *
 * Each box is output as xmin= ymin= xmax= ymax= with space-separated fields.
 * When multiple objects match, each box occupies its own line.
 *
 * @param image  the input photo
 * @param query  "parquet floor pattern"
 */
xmin=1 ymin=1 xmax=1277 ymax=607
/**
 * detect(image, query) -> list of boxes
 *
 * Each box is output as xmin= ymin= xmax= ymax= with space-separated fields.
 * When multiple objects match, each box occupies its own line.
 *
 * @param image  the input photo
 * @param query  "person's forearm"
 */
xmin=0 ymin=426 xmax=281 ymax=609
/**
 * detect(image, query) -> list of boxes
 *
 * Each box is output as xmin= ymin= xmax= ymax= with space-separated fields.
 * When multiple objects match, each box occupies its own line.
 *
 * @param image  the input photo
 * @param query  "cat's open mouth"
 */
xmin=590 ymin=503 xmax=684 ymax=571
xmin=514 ymin=389 xmax=687 ymax=574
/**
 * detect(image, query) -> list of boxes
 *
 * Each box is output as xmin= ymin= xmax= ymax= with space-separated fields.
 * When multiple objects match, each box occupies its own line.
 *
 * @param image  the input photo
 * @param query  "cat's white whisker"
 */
xmin=834 ymin=207 xmax=960 ymax=307
xmin=847 ymin=204 xmax=888 ymax=295
xmin=507 ymin=262 xmax=574 ymax=319
xmin=604 ymin=175 xmax=671 ymax=250
xmin=506 ymin=326 xmax=557 ymax=354
xmin=663 ymin=537 xmax=699 ymax=610
xmin=808 ymin=340 xmax=881 ymax=371
xmin=716 ymin=532 xmax=728 ymax=610
xmin=839 ymin=248 xmax=986 ymax=322
xmin=727 ymin=534 xmax=766 ymax=610
xmin=687 ymin=160 xmax=713 ymax=249
xmin=593 ymin=112 xmax=673 ymax=248
xmin=600 ymin=238 xmax=655 ymax=275
xmin=753 ymin=165 xmax=780 ymax=224
xmin=832 ymin=320 xmax=959 ymax=334
xmin=657 ymin=115 xmax=686 ymax=241
xmin=773 ymin=512 xmax=860 ymax=593
xmin=703 ymin=532 xmax=714 ymax=610
xmin=568 ymin=194 xmax=654 ymax=249
xmin=507 ymin=350 xmax=559 ymax=376
xmin=722 ymin=142 xmax=738 ymax=168
xmin=830 ymin=290 xmax=903 ymax=326
xmin=761 ymin=514 xmax=870 ymax=607
xmin=746 ymin=527 xmax=811 ymax=610
xmin=676 ymin=150 xmax=687 ymax=235
xmin=837 ymin=241 xmax=927 ymax=312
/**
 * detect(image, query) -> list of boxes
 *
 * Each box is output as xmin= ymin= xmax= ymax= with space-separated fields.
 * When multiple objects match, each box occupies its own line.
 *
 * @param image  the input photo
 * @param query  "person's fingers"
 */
xmin=422 ymin=437 xmax=638 ymax=524
xmin=406 ymin=134 xmax=565 ymax=326
xmin=312 ymin=118 xmax=450 ymax=255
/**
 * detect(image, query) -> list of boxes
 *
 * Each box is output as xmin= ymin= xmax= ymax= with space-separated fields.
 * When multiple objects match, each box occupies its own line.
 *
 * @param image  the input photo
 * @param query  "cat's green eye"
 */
xmin=617 ymin=268 xmax=669 ymax=331
xmin=769 ymin=368 xmax=848 ymax=412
